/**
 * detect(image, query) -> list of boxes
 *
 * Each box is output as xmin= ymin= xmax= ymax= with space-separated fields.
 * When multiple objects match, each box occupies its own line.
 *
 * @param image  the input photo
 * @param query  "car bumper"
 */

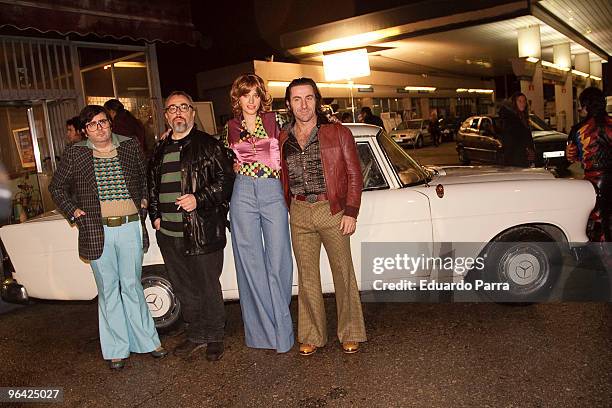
xmin=1 ymin=278 xmax=29 ymax=304
xmin=393 ymin=137 xmax=416 ymax=144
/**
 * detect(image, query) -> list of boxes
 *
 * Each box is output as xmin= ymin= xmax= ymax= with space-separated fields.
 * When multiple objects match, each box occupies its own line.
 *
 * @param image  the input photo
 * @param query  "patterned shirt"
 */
xmin=93 ymin=155 xmax=131 ymax=201
xmin=222 ymin=114 xmax=284 ymax=178
xmin=158 ymin=137 xmax=189 ymax=237
xmin=88 ymin=135 xmax=137 ymax=218
xmin=283 ymin=125 xmax=326 ymax=196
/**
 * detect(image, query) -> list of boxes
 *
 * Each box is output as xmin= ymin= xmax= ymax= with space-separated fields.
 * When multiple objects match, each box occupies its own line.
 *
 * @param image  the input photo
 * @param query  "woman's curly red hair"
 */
xmin=230 ymin=73 xmax=272 ymax=118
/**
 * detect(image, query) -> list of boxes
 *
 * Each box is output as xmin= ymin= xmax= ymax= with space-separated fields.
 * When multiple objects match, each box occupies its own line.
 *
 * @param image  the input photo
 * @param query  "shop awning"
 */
xmin=0 ymin=0 xmax=197 ymax=45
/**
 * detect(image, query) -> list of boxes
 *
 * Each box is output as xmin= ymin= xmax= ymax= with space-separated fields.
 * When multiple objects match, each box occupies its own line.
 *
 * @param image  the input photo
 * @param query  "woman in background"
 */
xmin=499 ymin=92 xmax=536 ymax=167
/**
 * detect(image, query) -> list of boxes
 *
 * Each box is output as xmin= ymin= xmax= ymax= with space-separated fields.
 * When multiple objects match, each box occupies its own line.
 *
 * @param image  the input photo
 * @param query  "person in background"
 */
xmin=360 ymin=106 xmax=384 ymax=128
xmin=341 ymin=112 xmax=352 ymax=123
xmin=49 ymin=105 xmax=167 ymax=370
xmin=65 ymin=116 xmax=83 ymax=145
xmin=498 ymin=92 xmax=536 ymax=167
xmin=428 ymin=110 xmax=441 ymax=147
xmin=222 ymin=73 xmax=294 ymax=353
xmin=104 ymin=99 xmax=146 ymax=152
xmin=566 ymin=87 xmax=612 ymax=243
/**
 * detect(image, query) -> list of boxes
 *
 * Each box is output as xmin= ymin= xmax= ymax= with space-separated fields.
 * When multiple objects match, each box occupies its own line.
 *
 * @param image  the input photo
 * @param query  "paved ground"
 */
xmin=0 ymin=298 xmax=610 ymax=408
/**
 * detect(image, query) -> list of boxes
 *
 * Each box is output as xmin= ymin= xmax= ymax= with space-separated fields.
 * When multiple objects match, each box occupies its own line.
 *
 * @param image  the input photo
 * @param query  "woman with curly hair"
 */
xmin=222 ymin=73 xmax=294 ymax=353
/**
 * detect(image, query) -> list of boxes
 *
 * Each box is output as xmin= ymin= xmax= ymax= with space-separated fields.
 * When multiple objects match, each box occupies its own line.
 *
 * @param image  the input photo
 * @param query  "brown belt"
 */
xmin=101 ymin=213 xmax=140 ymax=227
xmin=292 ymin=193 xmax=328 ymax=203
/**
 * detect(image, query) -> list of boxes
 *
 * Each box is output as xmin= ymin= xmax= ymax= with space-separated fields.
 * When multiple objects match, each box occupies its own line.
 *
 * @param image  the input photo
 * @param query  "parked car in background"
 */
xmin=455 ymin=114 xmax=570 ymax=170
xmin=1 ymin=124 xmax=595 ymax=330
xmin=389 ymin=119 xmax=432 ymax=147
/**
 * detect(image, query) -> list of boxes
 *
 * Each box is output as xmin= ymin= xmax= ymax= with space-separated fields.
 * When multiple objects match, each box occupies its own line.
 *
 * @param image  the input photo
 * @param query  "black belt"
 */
xmin=292 ymin=193 xmax=328 ymax=203
xmin=101 ymin=214 xmax=140 ymax=227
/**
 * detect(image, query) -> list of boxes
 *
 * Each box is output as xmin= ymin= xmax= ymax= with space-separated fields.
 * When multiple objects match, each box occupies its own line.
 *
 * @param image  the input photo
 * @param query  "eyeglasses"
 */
xmin=165 ymin=103 xmax=193 ymax=114
xmin=85 ymin=119 xmax=110 ymax=132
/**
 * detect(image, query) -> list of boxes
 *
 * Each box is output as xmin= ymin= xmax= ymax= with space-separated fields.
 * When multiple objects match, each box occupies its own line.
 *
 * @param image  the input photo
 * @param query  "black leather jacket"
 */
xmin=148 ymin=127 xmax=235 ymax=255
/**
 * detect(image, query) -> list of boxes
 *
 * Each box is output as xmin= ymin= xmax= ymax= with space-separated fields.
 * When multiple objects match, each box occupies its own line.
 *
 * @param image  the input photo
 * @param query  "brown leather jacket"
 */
xmin=280 ymin=123 xmax=363 ymax=218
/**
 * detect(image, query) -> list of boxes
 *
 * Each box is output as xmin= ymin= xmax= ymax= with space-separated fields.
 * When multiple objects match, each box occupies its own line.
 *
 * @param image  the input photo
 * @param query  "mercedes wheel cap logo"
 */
xmin=515 ymin=261 xmax=534 ymax=279
xmin=146 ymin=293 xmax=163 ymax=312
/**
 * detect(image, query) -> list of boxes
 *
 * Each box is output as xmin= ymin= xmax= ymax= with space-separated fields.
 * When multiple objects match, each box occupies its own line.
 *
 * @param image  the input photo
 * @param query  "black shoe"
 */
xmin=151 ymin=346 xmax=168 ymax=359
xmin=173 ymin=339 xmax=206 ymax=359
xmin=163 ymin=323 xmax=187 ymax=338
xmin=109 ymin=359 xmax=125 ymax=370
xmin=206 ymin=342 xmax=224 ymax=361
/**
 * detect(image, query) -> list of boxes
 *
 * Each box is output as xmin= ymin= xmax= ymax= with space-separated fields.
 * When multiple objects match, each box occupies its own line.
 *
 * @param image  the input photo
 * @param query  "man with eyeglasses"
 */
xmin=50 ymin=105 xmax=167 ymax=369
xmin=148 ymin=91 xmax=235 ymax=361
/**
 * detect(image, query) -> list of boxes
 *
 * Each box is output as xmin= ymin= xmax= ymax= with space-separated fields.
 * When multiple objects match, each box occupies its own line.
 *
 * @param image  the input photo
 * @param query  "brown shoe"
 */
xmin=299 ymin=343 xmax=317 ymax=356
xmin=342 ymin=342 xmax=359 ymax=354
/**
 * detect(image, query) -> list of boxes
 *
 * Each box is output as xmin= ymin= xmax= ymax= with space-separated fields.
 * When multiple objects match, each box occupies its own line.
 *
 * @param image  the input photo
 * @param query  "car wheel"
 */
xmin=458 ymin=147 xmax=470 ymax=165
xmin=416 ymin=135 xmax=423 ymax=148
xmin=141 ymin=264 xmax=182 ymax=333
xmin=473 ymin=226 xmax=562 ymax=302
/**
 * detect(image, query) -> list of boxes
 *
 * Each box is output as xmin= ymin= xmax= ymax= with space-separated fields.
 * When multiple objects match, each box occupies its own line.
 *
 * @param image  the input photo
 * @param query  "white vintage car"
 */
xmin=0 ymin=124 xmax=595 ymax=330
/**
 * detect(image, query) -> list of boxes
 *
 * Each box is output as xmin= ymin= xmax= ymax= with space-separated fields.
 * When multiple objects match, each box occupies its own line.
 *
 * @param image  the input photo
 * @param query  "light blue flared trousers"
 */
xmin=90 ymin=221 xmax=160 ymax=360
xmin=230 ymin=175 xmax=294 ymax=353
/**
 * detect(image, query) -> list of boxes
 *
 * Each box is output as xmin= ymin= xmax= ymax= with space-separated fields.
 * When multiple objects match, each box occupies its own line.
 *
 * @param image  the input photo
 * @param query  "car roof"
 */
xmin=344 ymin=123 xmax=381 ymax=138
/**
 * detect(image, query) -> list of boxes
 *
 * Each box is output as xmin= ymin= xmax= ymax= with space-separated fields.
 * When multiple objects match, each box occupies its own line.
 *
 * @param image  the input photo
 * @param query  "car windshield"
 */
xmin=529 ymin=114 xmax=553 ymax=131
xmin=406 ymin=120 xmax=422 ymax=129
xmin=395 ymin=122 xmax=408 ymax=130
xmin=377 ymin=131 xmax=429 ymax=186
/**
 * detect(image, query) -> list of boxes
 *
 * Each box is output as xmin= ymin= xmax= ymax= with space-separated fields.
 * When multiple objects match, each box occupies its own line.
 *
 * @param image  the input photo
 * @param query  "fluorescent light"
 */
xmin=298 ymin=27 xmax=401 ymax=54
xmin=571 ymin=69 xmax=590 ymax=78
xmin=319 ymin=83 xmax=372 ymax=89
xmin=541 ymin=60 xmax=570 ymax=71
xmin=526 ymin=57 xmax=539 ymax=63
xmin=456 ymin=88 xmax=494 ymax=94
xmin=590 ymin=75 xmax=601 ymax=81
xmin=103 ymin=62 xmax=146 ymax=70
xmin=404 ymin=86 xmax=436 ymax=92
xmin=267 ymin=81 xmax=372 ymax=89
xmin=114 ymin=61 xmax=146 ymax=68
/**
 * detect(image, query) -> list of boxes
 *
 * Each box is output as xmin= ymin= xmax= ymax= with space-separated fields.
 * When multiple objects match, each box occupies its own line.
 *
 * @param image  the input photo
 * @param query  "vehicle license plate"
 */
xmin=543 ymin=150 xmax=564 ymax=158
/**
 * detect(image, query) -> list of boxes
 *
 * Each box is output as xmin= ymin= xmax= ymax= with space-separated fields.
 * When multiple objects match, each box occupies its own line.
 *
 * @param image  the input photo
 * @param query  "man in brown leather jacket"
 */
xmin=280 ymin=77 xmax=366 ymax=356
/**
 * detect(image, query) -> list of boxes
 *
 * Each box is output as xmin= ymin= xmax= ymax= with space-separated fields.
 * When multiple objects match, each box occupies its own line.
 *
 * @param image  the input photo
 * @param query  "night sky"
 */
xmin=156 ymin=0 xmax=421 ymax=96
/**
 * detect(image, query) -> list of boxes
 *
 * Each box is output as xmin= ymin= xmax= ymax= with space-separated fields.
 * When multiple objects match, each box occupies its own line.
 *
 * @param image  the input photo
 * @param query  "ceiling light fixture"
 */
xmin=267 ymin=81 xmax=372 ymax=89
xmin=404 ymin=86 xmax=436 ymax=92
xmin=571 ymin=69 xmax=590 ymax=78
xmin=590 ymin=75 xmax=601 ymax=81
xmin=541 ymin=60 xmax=570 ymax=71
xmin=456 ymin=88 xmax=494 ymax=94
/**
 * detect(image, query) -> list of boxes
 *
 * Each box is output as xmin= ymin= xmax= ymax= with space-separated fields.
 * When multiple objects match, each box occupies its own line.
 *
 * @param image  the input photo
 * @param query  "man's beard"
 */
xmin=172 ymin=120 xmax=190 ymax=133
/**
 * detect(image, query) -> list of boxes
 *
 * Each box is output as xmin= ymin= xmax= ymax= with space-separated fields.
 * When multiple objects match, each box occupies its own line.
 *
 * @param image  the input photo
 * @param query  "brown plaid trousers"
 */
xmin=49 ymin=135 xmax=149 ymax=261
xmin=290 ymin=199 xmax=366 ymax=346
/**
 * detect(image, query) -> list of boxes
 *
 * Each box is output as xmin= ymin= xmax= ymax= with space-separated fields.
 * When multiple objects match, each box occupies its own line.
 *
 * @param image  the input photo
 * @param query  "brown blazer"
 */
xmin=49 ymin=134 xmax=149 ymax=261
xmin=279 ymin=122 xmax=363 ymax=218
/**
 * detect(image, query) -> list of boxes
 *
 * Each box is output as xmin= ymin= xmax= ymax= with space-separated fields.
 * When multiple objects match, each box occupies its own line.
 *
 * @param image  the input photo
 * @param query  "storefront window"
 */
xmin=80 ymin=49 xmax=156 ymax=152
